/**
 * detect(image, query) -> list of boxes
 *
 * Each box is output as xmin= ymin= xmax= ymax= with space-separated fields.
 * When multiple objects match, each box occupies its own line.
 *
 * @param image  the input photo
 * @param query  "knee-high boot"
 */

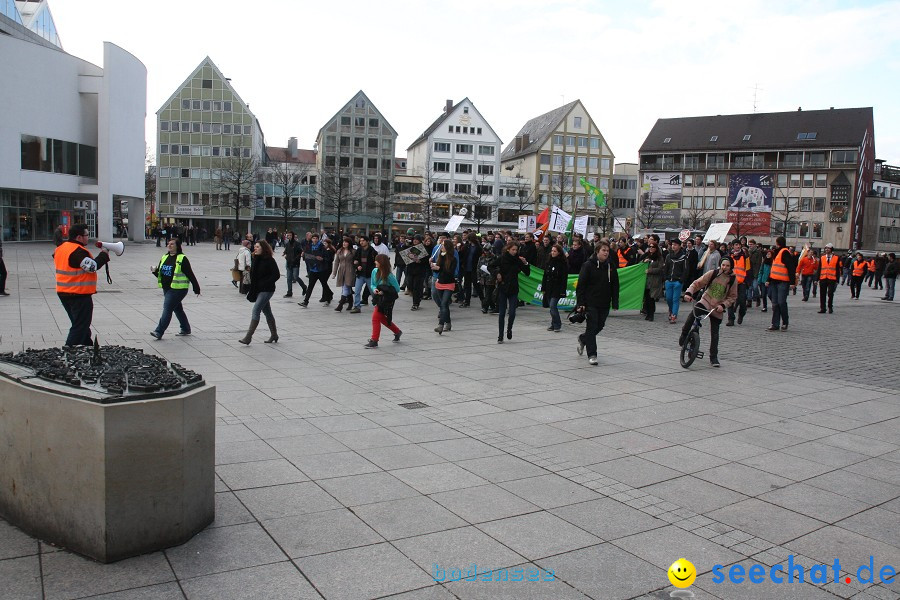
xmin=264 ymin=317 xmax=278 ymax=343
xmin=239 ymin=319 xmax=259 ymax=345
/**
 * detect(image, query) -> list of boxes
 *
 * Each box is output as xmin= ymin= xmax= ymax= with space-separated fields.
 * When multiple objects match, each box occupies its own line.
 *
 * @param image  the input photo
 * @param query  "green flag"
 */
xmin=517 ymin=262 xmax=648 ymax=311
xmin=580 ymin=177 xmax=607 ymax=208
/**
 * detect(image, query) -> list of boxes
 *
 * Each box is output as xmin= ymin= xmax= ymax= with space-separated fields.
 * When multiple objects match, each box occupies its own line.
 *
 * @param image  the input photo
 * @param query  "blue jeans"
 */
xmin=353 ymin=276 xmax=370 ymax=308
xmin=285 ymin=262 xmax=303 ymax=295
xmin=549 ymin=297 xmax=562 ymax=330
xmin=664 ymin=280 xmax=683 ymax=318
xmin=436 ymin=288 xmax=453 ymax=324
xmin=886 ymin=276 xmax=896 ymax=300
xmin=154 ymin=288 xmax=190 ymax=336
xmin=769 ymin=280 xmax=790 ymax=327
xmin=801 ymin=274 xmax=815 ymax=300
xmin=251 ymin=291 xmax=274 ymax=321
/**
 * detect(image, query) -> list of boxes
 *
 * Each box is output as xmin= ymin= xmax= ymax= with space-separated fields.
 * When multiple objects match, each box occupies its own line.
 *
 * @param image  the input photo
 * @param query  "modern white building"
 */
xmin=406 ymin=98 xmax=503 ymax=230
xmin=0 ymin=0 xmax=147 ymax=242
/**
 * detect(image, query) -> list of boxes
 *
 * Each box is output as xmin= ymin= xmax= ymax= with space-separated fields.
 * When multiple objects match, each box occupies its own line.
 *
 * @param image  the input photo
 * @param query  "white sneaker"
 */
xmin=588 ymin=356 xmax=598 ymax=366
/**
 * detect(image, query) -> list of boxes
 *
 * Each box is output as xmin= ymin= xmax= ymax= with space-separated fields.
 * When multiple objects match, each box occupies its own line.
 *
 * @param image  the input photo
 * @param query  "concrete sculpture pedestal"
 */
xmin=0 ymin=367 xmax=215 ymax=563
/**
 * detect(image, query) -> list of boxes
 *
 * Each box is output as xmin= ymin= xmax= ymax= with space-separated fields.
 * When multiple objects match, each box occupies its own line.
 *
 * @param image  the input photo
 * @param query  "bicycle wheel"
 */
xmin=680 ymin=331 xmax=700 ymax=368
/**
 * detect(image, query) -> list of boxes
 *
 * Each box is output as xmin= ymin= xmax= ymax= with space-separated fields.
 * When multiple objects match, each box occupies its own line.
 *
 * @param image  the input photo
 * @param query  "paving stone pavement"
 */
xmin=0 ymin=241 xmax=898 ymax=600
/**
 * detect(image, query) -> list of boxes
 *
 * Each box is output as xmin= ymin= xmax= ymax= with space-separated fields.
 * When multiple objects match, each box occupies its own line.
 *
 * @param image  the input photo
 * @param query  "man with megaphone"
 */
xmin=54 ymin=223 xmax=112 ymax=346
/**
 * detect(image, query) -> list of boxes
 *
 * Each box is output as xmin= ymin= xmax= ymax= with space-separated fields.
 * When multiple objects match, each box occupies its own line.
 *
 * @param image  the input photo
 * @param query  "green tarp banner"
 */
xmin=517 ymin=262 xmax=648 ymax=311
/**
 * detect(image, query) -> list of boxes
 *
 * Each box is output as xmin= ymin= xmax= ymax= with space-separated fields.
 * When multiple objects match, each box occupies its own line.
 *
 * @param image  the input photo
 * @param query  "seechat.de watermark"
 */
xmin=433 ymin=564 xmax=555 ymax=583
xmin=711 ymin=555 xmax=897 ymax=586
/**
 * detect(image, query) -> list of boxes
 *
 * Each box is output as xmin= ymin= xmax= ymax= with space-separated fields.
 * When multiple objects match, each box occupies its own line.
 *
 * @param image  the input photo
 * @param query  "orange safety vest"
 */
xmin=867 ymin=259 xmax=876 ymax=272
xmin=853 ymin=259 xmax=867 ymax=277
xmin=798 ymin=256 xmax=817 ymax=276
xmin=770 ymin=248 xmax=791 ymax=281
xmin=732 ymin=253 xmax=747 ymax=283
xmin=617 ymin=248 xmax=628 ymax=268
xmin=819 ymin=254 xmax=838 ymax=280
xmin=54 ymin=241 xmax=97 ymax=294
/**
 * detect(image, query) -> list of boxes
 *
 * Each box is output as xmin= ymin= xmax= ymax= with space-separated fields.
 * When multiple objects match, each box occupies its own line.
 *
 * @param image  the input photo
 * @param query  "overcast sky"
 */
xmin=52 ymin=0 xmax=900 ymax=167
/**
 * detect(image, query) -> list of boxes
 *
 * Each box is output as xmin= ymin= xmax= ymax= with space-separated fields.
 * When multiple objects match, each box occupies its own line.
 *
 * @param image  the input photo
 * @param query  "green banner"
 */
xmin=517 ymin=262 xmax=648 ymax=311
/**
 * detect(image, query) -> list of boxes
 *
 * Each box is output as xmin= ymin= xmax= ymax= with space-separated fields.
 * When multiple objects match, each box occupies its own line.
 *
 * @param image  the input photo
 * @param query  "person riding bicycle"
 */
xmin=679 ymin=256 xmax=737 ymax=368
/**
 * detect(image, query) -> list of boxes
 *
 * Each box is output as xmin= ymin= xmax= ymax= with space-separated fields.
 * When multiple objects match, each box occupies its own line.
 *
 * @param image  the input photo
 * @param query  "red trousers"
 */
xmin=371 ymin=307 xmax=400 ymax=341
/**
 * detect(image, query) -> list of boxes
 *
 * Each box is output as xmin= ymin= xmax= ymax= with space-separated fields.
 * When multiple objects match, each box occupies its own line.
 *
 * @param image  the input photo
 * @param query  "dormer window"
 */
xmin=663 ymin=137 xmax=671 ymax=144
xmin=463 ymin=106 xmax=469 ymax=114
xmin=743 ymin=134 xmax=751 ymax=141
xmin=709 ymin=136 xmax=718 ymax=142
xmin=797 ymin=132 xmax=817 ymax=140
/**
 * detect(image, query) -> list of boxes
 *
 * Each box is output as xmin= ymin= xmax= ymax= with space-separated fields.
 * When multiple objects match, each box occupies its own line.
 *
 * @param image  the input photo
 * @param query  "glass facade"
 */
xmin=0 ymin=189 xmax=90 ymax=242
xmin=1 ymin=0 xmax=24 ymax=24
xmin=21 ymin=135 xmax=97 ymax=177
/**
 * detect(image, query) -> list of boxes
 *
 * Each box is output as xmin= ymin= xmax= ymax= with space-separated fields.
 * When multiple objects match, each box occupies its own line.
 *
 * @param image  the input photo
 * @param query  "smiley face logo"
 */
xmin=668 ymin=558 xmax=696 ymax=588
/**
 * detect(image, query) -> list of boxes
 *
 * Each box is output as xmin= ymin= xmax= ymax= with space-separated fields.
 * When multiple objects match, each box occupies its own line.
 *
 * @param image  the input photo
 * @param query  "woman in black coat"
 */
xmin=542 ymin=244 xmax=568 ymax=332
xmin=240 ymin=240 xmax=281 ymax=344
xmin=496 ymin=242 xmax=531 ymax=343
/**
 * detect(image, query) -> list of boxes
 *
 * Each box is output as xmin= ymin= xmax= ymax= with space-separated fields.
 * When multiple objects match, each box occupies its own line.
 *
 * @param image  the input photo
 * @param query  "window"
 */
xmin=434 ymin=142 xmax=450 ymax=152
xmin=433 ymin=162 xmax=450 ymax=172
xmin=814 ymin=197 xmax=825 ymax=212
xmin=201 ymin=146 xmax=211 ymax=156
xmin=170 ymin=145 xmax=179 ymax=155
xmin=684 ymin=154 xmax=700 ymax=169
xmin=684 ymin=174 xmax=693 ymax=187
xmin=340 ymin=116 xmax=351 ymax=126
xmin=803 ymin=174 xmax=814 ymax=188
xmin=191 ymin=100 xmax=200 ymax=110
xmin=832 ymin=150 xmax=858 ymax=164
xmin=224 ymin=124 xmax=232 ymax=134
xmin=191 ymin=122 xmax=200 ymax=133
xmin=369 ymin=118 xmax=379 ymax=128
xmin=355 ymin=117 xmax=365 ymax=127
xmin=540 ymin=154 xmax=551 ymax=166
xmin=456 ymin=143 xmax=473 ymax=154
xmin=160 ymin=121 xmax=169 ymax=132
xmin=223 ymin=101 xmax=232 ymax=112
xmin=477 ymin=185 xmax=493 ymax=195
xmin=709 ymin=136 xmax=718 ymax=142
xmin=478 ymin=145 xmax=494 ymax=155
xmin=180 ymin=145 xmax=188 ymax=155
xmin=463 ymin=127 xmax=468 ymax=134
xmin=454 ymin=183 xmax=471 ymax=194
xmin=682 ymin=195 xmax=692 ymax=209
xmin=463 ymin=106 xmax=469 ymax=114
xmin=370 ymin=158 xmax=381 ymax=169
xmin=782 ymin=152 xmax=803 ymax=167
xmin=353 ymin=157 xmax=364 ymax=168
xmin=181 ymin=168 xmax=189 ymax=178
xmin=339 ymin=156 xmax=349 ymax=167
xmin=325 ymin=156 xmax=335 ymax=167
xmin=565 ymin=156 xmax=575 ymax=167
xmin=663 ymin=137 xmax=671 ymax=144
xmin=455 ymin=163 xmax=472 ymax=174
xmin=212 ymin=124 xmax=221 ymax=134
xmin=355 ymin=97 xmax=366 ymax=108
xmin=382 ymin=159 xmax=391 ymax=171
xmin=777 ymin=173 xmax=788 ymax=188
xmin=694 ymin=175 xmax=705 ymax=188
xmin=243 ymin=125 xmax=251 ymax=135
xmin=796 ymin=132 xmax=817 ymax=140
xmin=588 ymin=157 xmax=599 ymax=169
xmin=706 ymin=174 xmax=716 ymax=187
xmin=552 ymin=155 xmax=562 ymax=166
xmin=433 ymin=182 xmax=448 ymax=193
xmin=202 ymin=100 xmax=211 ymax=111
xmin=340 ymin=136 xmax=350 ymax=147
xmin=716 ymin=196 xmax=726 ymax=210
xmin=578 ymin=137 xmax=588 ymax=147
xmin=242 ymin=148 xmax=250 ymax=158
xmin=590 ymin=138 xmax=600 ymax=149
xmin=816 ymin=174 xmax=827 ymax=188
xmin=801 ymin=198 xmax=812 ymax=211
xmin=213 ymin=101 xmax=221 ymax=111
xmin=201 ymin=79 xmax=212 ymax=89
xmin=799 ymin=221 xmax=810 ymax=237
xmin=577 ymin=157 xmax=587 ymax=168
xmin=707 ymin=154 xmax=726 ymax=169
xmin=743 ymin=134 xmax=751 ymax=141
xmin=368 ymin=138 xmax=379 ymax=149
xmin=553 ymin=135 xmax=564 ymax=145
xmin=705 ymin=196 xmax=714 ymax=209
xmin=806 ymin=152 xmax=826 ymax=167
xmin=539 ymin=173 xmax=549 ymax=184
xmin=455 ymin=127 xmax=460 ymax=133
xmin=202 ymin=123 xmax=211 ymax=133
xmin=160 ymin=144 xmax=169 ymax=154
xmin=566 ymin=136 xmax=575 ymax=146
xmin=477 ymin=164 xmax=494 ymax=176
xmin=601 ymin=158 xmax=611 ymax=171
xmin=573 ymin=116 xmax=582 ymax=128
xmin=477 ymin=128 xmax=482 ymax=134
xmin=790 ymin=174 xmax=801 ymax=187
xmin=212 ymin=146 xmax=220 ymax=156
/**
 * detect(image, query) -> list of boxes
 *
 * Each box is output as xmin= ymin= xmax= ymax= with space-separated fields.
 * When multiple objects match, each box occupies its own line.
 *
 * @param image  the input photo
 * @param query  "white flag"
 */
xmin=574 ymin=215 xmax=589 ymax=236
xmin=548 ymin=206 xmax=572 ymax=233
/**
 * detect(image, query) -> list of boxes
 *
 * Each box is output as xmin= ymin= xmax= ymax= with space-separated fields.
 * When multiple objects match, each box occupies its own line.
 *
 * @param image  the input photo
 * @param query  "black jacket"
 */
xmin=497 ymin=252 xmax=531 ymax=295
xmin=542 ymin=255 xmax=568 ymax=299
xmin=373 ymin=283 xmax=399 ymax=323
xmin=567 ymin=245 xmax=587 ymax=274
xmin=576 ymin=257 xmax=620 ymax=310
xmin=520 ymin=241 xmax=538 ymax=266
xmin=353 ymin=246 xmax=378 ymax=278
xmin=283 ymin=239 xmax=302 ymax=267
xmin=664 ymin=249 xmax=688 ymax=285
xmin=249 ymin=255 xmax=280 ymax=294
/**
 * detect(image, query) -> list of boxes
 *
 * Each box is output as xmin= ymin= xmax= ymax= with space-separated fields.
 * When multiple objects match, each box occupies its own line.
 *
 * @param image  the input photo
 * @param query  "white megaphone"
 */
xmin=95 ymin=241 xmax=125 ymax=256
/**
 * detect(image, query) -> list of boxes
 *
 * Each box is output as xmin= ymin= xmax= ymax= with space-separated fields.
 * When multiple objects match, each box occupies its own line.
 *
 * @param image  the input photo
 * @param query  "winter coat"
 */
xmin=644 ymin=253 xmax=665 ymax=300
xmin=542 ymin=255 xmax=568 ymax=299
xmin=477 ymin=252 xmax=499 ymax=286
xmin=497 ymin=252 xmax=531 ymax=295
xmin=248 ymin=255 xmax=280 ymax=294
xmin=567 ymin=245 xmax=587 ymax=274
xmin=332 ymin=248 xmax=355 ymax=287
xmin=685 ymin=268 xmax=737 ymax=321
xmin=576 ymin=257 xmax=620 ymax=310
xmin=535 ymin=242 xmax=552 ymax=269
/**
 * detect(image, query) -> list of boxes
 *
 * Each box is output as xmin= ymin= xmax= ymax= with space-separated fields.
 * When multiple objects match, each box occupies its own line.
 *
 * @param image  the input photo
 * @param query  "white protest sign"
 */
xmin=444 ymin=215 xmax=465 ymax=232
xmin=548 ymin=206 xmax=572 ymax=233
xmin=574 ymin=215 xmax=589 ymax=236
xmin=702 ymin=222 xmax=733 ymax=244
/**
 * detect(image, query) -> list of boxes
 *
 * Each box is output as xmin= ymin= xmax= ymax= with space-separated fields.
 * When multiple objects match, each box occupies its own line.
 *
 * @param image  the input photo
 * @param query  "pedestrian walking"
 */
xmin=642 ymin=242 xmax=664 ymax=321
xmin=575 ymin=242 xmax=619 ymax=366
xmin=150 ymin=238 xmax=200 ymax=340
xmin=54 ymin=224 xmax=113 ymax=346
xmin=431 ymin=239 xmax=457 ymax=334
xmin=542 ymin=244 xmax=568 ymax=331
xmin=0 ymin=236 xmax=8 ymax=296
xmin=766 ymin=236 xmax=797 ymax=332
xmin=332 ymin=237 xmax=356 ymax=312
xmin=364 ymin=255 xmax=402 ymax=348
xmin=496 ymin=242 xmax=531 ymax=343
xmin=239 ymin=241 xmax=280 ymax=344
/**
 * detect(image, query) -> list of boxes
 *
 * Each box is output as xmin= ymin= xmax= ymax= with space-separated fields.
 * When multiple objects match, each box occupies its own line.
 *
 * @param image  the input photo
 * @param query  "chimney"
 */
xmin=514 ymin=137 xmax=522 ymax=152
xmin=521 ymin=133 xmax=529 ymax=146
xmin=797 ymin=106 xmax=802 ymax=111
xmin=445 ymin=99 xmax=453 ymax=113
xmin=288 ymin=137 xmax=298 ymax=158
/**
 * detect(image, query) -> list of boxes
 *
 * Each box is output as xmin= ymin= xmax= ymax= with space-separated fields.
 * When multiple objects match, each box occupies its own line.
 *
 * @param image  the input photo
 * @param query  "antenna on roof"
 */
xmin=752 ymin=83 xmax=764 ymax=113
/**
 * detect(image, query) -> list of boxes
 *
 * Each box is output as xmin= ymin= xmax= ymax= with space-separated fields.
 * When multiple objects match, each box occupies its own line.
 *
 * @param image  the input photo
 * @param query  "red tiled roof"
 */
xmin=266 ymin=147 xmax=317 ymax=164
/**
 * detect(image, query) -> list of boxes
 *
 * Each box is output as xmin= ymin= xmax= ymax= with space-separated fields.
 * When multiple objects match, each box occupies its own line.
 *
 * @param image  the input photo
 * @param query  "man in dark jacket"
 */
xmin=766 ymin=236 xmax=797 ymax=332
xmin=575 ymin=242 xmax=619 ymax=366
xmin=567 ymin=238 xmax=587 ymax=274
xmin=519 ymin=233 xmax=538 ymax=265
xmin=299 ymin=234 xmax=333 ymax=307
xmin=350 ymin=235 xmax=378 ymax=313
xmin=281 ymin=231 xmax=307 ymax=298
xmin=746 ymin=239 xmax=763 ymax=306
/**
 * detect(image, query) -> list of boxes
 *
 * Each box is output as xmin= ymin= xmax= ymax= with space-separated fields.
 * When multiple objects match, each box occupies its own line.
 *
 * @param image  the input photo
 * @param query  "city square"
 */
xmin=1 ymin=241 xmax=898 ymax=599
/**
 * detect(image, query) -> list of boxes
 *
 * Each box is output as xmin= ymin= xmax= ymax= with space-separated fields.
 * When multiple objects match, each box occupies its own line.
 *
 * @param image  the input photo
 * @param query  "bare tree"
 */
xmin=318 ymin=149 xmax=364 ymax=235
xmin=416 ymin=149 xmax=445 ymax=234
xmin=771 ymin=189 xmax=802 ymax=241
xmin=636 ymin=195 xmax=664 ymax=230
xmin=549 ymin=169 xmax=575 ymax=211
xmin=370 ymin=176 xmax=395 ymax=234
xmin=215 ymin=150 xmax=261 ymax=235
xmin=145 ymin=147 xmax=157 ymax=231
xmin=682 ymin=203 xmax=714 ymax=230
xmin=596 ymin=203 xmax=616 ymax=239
xmin=268 ymin=160 xmax=313 ymax=232
xmin=464 ymin=171 xmax=495 ymax=233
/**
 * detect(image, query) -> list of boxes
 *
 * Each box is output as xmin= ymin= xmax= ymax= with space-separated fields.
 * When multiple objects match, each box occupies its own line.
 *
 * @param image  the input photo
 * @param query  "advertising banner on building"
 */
xmin=727 ymin=173 xmax=773 ymax=236
xmin=641 ymin=173 xmax=682 ymax=228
